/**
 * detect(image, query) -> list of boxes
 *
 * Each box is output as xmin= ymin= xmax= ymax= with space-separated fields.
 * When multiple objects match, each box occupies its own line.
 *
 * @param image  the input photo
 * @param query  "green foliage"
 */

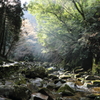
xmin=28 ymin=0 xmax=100 ymax=70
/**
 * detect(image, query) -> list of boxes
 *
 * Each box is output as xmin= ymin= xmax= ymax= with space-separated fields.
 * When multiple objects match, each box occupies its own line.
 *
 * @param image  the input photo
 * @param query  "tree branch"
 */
xmin=72 ymin=0 xmax=85 ymax=20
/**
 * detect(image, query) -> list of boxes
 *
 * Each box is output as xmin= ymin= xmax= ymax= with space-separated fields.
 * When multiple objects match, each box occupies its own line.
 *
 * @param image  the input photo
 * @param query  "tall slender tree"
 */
xmin=0 ymin=0 xmax=23 ymax=58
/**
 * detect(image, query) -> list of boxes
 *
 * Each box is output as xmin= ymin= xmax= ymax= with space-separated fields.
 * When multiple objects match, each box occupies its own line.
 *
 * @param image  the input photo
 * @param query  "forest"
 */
xmin=0 ymin=0 xmax=100 ymax=100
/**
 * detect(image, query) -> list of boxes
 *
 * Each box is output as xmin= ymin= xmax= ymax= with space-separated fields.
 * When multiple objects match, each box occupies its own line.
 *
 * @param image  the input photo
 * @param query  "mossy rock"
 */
xmin=34 ymin=66 xmax=48 ymax=77
xmin=86 ymin=75 xmax=100 ymax=80
xmin=25 ymin=66 xmax=48 ymax=78
xmin=14 ymin=77 xmax=27 ymax=85
xmin=0 ymin=85 xmax=14 ymax=97
xmin=74 ymin=68 xmax=83 ymax=74
xmin=9 ymin=85 xmax=31 ymax=100
xmin=47 ymin=67 xmax=56 ymax=73
xmin=61 ymin=90 xmax=74 ymax=96
xmin=58 ymin=83 xmax=75 ymax=94
xmin=60 ymin=75 xmax=71 ymax=79
xmin=86 ymin=94 xmax=97 ymax=99
xmin=93 ymin=81 xmax=100 ymax=87
xmin=48 ymin=74 xmax=59 ymax=80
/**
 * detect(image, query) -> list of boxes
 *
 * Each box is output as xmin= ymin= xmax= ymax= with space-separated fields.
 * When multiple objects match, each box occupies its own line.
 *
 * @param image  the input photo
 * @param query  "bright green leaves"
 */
xmin=28 ymin=0 xmax=100 ymax=66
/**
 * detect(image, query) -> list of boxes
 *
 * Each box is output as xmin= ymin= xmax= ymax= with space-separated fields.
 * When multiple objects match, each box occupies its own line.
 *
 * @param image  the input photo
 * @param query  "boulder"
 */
xmin=57 ymin=83 xmax=75 ymax=96
xmin=46 ymin=82 xmax=56 ymax=90
xmin=9 ymin=85 xmax=31 ymax=100
xmin=25 ymin=66 xmax=48 ymax=79
xmin=29 ymin=78 xmax=43 ymax=87
xmin=27 ymin=83 xmax=39 ymax=92
xmin=0 ymin=85 xmax=14 ymax=97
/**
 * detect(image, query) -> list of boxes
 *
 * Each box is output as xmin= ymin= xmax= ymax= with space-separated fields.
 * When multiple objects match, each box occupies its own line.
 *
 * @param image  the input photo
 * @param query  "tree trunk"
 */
xmin=82 ymin=51 xmax=93 ymax=71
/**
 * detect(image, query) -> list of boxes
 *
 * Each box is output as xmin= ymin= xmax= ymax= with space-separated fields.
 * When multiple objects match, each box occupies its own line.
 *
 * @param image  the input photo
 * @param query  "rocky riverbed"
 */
xmin=0 ymin=62 xmax=100 ymax=100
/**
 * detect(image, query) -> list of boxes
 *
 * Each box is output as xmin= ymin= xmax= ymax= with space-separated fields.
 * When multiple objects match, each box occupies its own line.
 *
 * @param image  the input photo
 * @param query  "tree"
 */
xmin=0 ymin=0 xmax=23 ymax=58
xmin=28 ymin=0 xmax=100 ymax=70
xmin=11 ymin=18 xmax=44 ymax=61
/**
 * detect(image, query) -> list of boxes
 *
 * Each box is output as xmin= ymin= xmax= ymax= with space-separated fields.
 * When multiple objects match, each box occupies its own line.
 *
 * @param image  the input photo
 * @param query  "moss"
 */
xmin=58 ymin=84 xmax=75 ymax=94
xmin=61 ymin=90 xmax=74 ymax=96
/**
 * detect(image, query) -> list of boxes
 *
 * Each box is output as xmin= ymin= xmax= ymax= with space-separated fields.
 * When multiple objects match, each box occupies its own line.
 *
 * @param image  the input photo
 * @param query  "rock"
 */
xmin=27 ymin=83 xmax=39 ymax=92
xmin=0 ymin=60 xmax=3 ymax=65
xmin=74 ymin=68 xmax=84 ymax=74
xmin=60 ymin=75 xmax=71 ymax=79
xmin=0 ymin=80 xmax=3 ymax=85
xmin=29 ymin=78 xmax=43 ymax=87
xmin=0 ymin=97 xmax=11 ymax=100
xmin=65 ymin=82 xmax=75 ymax=88
xmin=76 ymin=72 xmax=85 ymax=78
xmin=9 ymin=85 xmax=31 ymax=100
xmin=31 ymin=93 xmax=48 ymax=100
xmin=57 ymin=83 xmax=75 ymax=95
xmin=86 ymin=94 xmax=96 ymax=99
xmin=25 ymin=70 xmax=36 ymax=78
xmin=61 ymin=90 xmax=74 ymax=96
xmin=25 ymin=66 xmax=48 ymax=79
xmin=86 ymin=75 xmax=100 ymax=80
xmin=93 ymin=81 xmax=100 ymax=87
xmin=87 ymin=84 xmax=93 ymax=88
xmin=48 ymin=74 xmax=59 ymax=80
xmin=47 ymin=67 xmax=57 ymax=73
xmin=61 ymin=97 xmax=74 ymax=100
xmin=47 ymin=82 xmax=56 ymax=90
xmin=79 ymin=97 xmax=90 ymax=100
xmin=5 ymin=80 xmax=14 ymax=85
xmin=55 ymin=81 xmax=62 ymax=89
xmin=14 ymin=74 xmax=27 ymax=85
xmin=38 ymin=88 xmax=53 ymax=100
xmin=94 ymin=96 xmax=100 ymax=100
xmin=0 ymin=64 xmax=19 ymax=78
xmin=0 ymin=85 xmax=14 ymax=98
xmin=54 ymin=79 xmax=66 ymax=84
xmin=91 ymin=87 xmax=100 ymax=94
